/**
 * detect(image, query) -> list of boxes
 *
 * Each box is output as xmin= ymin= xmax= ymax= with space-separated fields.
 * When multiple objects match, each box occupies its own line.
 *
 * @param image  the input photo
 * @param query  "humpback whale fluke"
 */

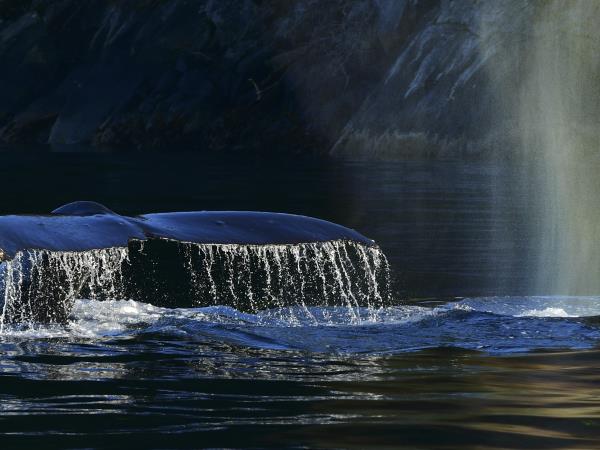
xmin=0 ymin=203 xmax=389 ymax=325
xmin=0 ymin=202 xmax=375 ymax=261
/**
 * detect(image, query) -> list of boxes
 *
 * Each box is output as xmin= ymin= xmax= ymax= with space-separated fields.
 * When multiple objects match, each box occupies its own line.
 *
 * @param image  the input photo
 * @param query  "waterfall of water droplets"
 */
xmin=178 ymin=240 xmax=391 ymax=319
xmin=0 ymin=240 xmax=391 ymax=328
xmin=0 ymin=248 xmax=129 ymax=329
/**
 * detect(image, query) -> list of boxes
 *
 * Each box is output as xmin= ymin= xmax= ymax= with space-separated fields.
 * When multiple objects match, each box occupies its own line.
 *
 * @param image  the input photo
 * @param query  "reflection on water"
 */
xmin=0 ymin=297 xmax=598 ymax=448
xmin=305 ymin=350 xmax=600 ymax=449
xmin=0 ymin=151 xmax=598 ymax=449
xmin=1 ymin=337 xmax=599 ymax=448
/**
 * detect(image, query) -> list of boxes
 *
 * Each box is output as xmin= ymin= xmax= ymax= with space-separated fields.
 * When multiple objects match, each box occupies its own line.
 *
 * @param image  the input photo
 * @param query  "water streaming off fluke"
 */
xmin=0 ymin=240 xmax=391 ymax=329
xmin=0 ymin=248 xmax=129 ymax=328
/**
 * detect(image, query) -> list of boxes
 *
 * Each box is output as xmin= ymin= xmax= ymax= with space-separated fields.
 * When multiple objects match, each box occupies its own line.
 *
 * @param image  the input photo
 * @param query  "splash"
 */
xmin=0 ymin=240 xmax=391 ymax=328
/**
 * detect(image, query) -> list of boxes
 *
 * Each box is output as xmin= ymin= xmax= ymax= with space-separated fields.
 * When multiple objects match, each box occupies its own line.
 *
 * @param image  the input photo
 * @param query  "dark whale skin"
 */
xmin=0 ymin=201 xmax=374 ymax=260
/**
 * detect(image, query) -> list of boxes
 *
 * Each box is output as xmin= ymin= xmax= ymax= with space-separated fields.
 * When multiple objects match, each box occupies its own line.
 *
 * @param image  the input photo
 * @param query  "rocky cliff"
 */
xmin=0 ymin=1 xmax=596 ymax=158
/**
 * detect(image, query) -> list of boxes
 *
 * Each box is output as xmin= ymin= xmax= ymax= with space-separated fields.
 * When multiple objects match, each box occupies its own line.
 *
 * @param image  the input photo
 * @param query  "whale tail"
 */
xmin=0 ymin=203 xmax=390 ymax=325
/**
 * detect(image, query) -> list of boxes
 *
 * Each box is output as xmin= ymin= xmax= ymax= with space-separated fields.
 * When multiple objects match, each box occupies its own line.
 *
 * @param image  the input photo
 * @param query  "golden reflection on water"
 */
xmin=298 ymin=349 xmax=600 ymax=449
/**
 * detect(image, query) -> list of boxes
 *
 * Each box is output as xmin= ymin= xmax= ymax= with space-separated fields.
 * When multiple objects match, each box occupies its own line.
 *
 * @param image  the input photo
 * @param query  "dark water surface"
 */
xmin=1 ymin=151 xmax=599 ymax=449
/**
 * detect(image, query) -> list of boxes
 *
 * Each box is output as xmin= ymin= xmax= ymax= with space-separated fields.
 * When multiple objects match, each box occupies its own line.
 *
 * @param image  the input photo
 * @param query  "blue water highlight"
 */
xmin=3 ymin=297 xmax=599 ymax=356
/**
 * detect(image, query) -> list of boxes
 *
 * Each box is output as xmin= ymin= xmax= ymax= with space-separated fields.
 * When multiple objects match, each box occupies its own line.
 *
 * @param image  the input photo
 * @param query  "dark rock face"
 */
xmin=0 ymin=0 xmax=402 ymax=153
xmin=0 ymin=1 xmax=585 ymax=158
xmin=329 ymin=1 xmax=546 ymax=159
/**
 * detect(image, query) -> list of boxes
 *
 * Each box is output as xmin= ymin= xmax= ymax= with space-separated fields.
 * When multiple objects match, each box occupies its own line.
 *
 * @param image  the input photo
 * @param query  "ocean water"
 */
xmin=0 ymin=151 xmax=599 ymax=449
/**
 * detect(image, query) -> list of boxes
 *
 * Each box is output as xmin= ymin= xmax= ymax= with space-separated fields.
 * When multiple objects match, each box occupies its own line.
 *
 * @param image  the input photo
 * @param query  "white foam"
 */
xmin=517 ymin=307 xmax=571 ymax=318
xmin=0 ymin=297 xmax=440 ymax=339
xmin=456 ymin=296 xmax=600 ymax=318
